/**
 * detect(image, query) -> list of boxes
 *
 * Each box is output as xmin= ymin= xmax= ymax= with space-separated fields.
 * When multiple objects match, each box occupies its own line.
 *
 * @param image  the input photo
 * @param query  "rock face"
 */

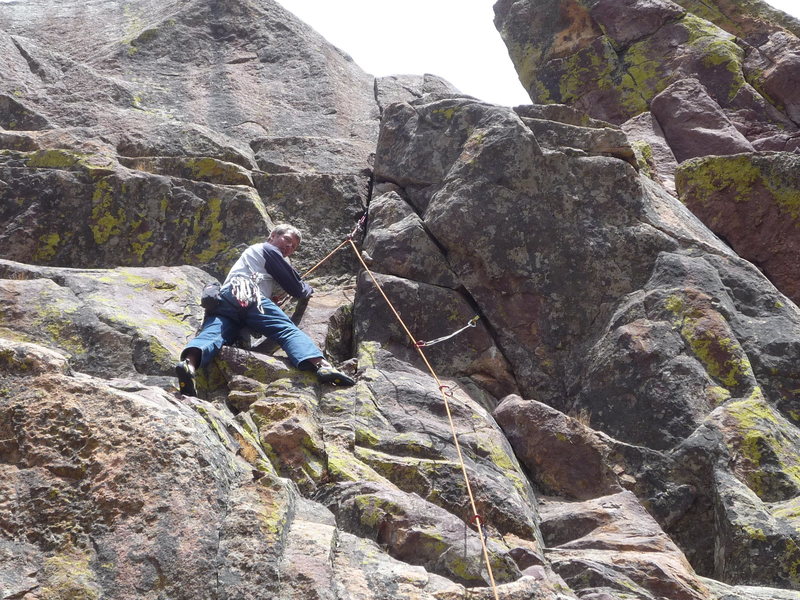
xmin=3 ymin=1 xmax=800 ymax=599
xmin=367 ymin=94 xmax=800 ymax=595
xmin=0 ymin=0 xmax=379 ymax=277
xmin=494 ymin=0 xmax=800 ymax=142
xmin=493 ymin=0 xmax=800 ymax=309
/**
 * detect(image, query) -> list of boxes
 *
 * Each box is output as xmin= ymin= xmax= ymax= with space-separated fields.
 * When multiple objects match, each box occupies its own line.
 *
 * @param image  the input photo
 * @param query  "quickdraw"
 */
xmin=347 ymin=212 xmax=367 ymax=240
xmin=415 ymin=315 xmax=480 ymax=348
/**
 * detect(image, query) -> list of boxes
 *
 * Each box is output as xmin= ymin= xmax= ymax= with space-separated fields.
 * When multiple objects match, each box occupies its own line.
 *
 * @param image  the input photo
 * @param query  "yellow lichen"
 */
xmin=39 ymin=549 xmax=100 ymax=600
xmin=677 ymin=155 xmax=800 ymax=224
xmin=432 ymin=106 xmax=458 ymax=120
xmin=27 ymin=149 xmax=83 ymax=170
xmin=90 ymin=180 xmax=124 ymax=245
xmin=725 ymin=393 xmax=800 ymax=499
xmin=35 ymin=232 xmax=61 ymax=261
xmin=664 ymin=293 xmax=753 ymax=390
xmin=326 ymin=445 xmax=387 ymax=484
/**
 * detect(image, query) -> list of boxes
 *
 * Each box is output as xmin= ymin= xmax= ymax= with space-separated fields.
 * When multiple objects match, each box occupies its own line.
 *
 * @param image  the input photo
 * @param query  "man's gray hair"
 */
xmin=270 ymin=223 xmax=302 ymax=242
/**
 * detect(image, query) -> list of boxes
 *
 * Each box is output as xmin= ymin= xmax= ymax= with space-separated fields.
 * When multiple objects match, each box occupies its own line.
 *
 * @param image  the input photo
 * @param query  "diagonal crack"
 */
xmin=11 ymin=36 xmax=50 ymax=82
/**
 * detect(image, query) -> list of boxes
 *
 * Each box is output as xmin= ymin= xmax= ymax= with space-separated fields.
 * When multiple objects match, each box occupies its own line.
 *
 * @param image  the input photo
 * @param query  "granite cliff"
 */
xmin=1 ymin=1 xmax=800 ymax=599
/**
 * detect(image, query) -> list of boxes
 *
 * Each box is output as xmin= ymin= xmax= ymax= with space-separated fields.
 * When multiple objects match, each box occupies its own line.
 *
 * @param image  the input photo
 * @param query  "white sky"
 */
xmin=276 ymin=0 xmax=800 ymax=107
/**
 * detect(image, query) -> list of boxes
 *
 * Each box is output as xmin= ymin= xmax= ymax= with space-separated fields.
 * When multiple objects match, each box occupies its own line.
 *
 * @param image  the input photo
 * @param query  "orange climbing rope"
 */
xmin=299 ymin=214 xmax=365 ymax=278
xmin=347 ymin=238 xmax=501 ymax=600
xmin=300 ymin=238 xmax=350 ymax=278
xmin=290 ymin=223 xmax=501 ymax=598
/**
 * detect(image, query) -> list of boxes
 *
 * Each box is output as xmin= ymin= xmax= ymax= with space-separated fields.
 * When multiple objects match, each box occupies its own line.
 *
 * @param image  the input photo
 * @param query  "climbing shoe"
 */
xmin=175 ymin=359 xmax=197 ymax=396
xmin=315 ymin=361 xmax=356 ymax=386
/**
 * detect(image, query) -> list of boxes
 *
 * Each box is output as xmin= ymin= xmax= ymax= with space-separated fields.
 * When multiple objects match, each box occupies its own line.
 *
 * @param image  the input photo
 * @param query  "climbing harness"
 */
xmin=415 ymin=315 xmax=480 ymax=348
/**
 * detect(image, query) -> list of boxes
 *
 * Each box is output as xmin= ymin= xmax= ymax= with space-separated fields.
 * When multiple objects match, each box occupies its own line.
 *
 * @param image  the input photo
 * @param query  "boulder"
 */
xmin=4 ymin=0 xmax=800 ymax=597
xmin=0 ymin=259 xmax=206 ymax=382
xmin=0 ymin=347 xmax=292 ymax=600
xmin=676 ymin=151 xmax=800 ymax=306
xmin=0 ymin=0 xmax=381 ymax=278
xmin=362 ymin=190 xmax=460 ymax=288
xmin=744 ymin=31 xmax=800 ymax=125
xmin=375 ymin=73 xmax=462 ymax=114
xmin=650 ymin=78 xmax=755 ymax=163
xmin=494 ymin=395 xmax=625 ymax=499
xmin=540 ymin=491 xmax=711 ymax=600
xmin=621 ymin=111 xmax=680 ymax=193
xmin=0 ymin=151 xmax=272 ymax=278
xmin=521 ymin=117 xmax=636 ymax=165
xmin=353 ymin=270 xmax=518 ymax=399
xmin=494 ymin=0 xmax=800 ymax=198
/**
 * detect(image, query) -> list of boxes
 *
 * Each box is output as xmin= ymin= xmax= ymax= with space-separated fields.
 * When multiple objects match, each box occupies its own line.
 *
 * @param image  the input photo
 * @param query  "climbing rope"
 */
xmin=276 ymin=215 xmax=364 ymax=307
xmin=301 ymin=238 xmax=350 ymax=279
xmin=347 ymin=238 xmax=501 ymax=600
xmin=299 ymin=213 xmax=366 ymax=279
xmin=280 ymin=220 xmax=501 ymax=598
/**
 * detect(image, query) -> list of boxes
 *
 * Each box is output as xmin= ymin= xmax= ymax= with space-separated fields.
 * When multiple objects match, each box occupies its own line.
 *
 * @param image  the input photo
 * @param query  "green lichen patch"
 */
xmin=254 ymin=478 xmax=293 ymax=542
xmin=683 ymin=322 xmax=752 ymax=389
xmin=353 ymin=423 xmax=381 ymax=448
xmin=431 ymin=106 xmax=458 ymax=121
xmin=35 ymin=232 xmax=61 ymax=262
xmin=185 ymin=157 xmax=253 ymax=186
xmin=130 ymin=229 xmax=154 ymax=262
xmin=353 ymin=494 xmax=404 ymax=529
xmin=355 ymin=446 xmax=459 ymax=500
xmin=630 ymin=140 xmax=655 ymax=177
xmin=559 ymin=37 xmax=618 ymax=105
xmin=468 ymin=436 xmax=529 ymax=497
xmin=676 ymin=154 xmax=800 ymax=220
xmin=39 ymin=548 xmax=101 ymax=600
xmin=722 ymin=392 xmax=800 ymax=501
xmin=619 ymin=39 xmax=670 ymax=116
xmin=773 ymin=497 xmax=800 ymax=525
xmin=509 ymin=41 xmax=548 ymax=102
xmin=27 ymin=149 xmax=84 ymax=170
xmin=129 ymin=156 xmax=254 ymax=186
xmin=326 ymin=444 xmax=387 ymax=484
xmin=0 ymin=346 xmax=38 ymax=373
xmin=783 ymin=538 xmax=800 ymax=586
xmin=664 ymin=292 xmax=754 ymax=392
xmin=706 ymin=385 xmax=732 ymax=406
xmin=696 ymin=37 xmax=746 ymax=102
xmin=681 ymin=12 xmax=730 ymax=44
xmin=90 ymin=179 xmax=124 ymax=245
xmin=251 ymin=398 xmax=310 ymax=428
xmin=193 ymin=403 xmax=234 ymax=451
xmin=30 ymin=303 xmax=87 ymax=359
xmin=356 ymin=341 xmax=381 ymax=371
xmin=23 ymin=149 xmax=115 ymax=178
xmin=187 ymin=196 xmax=225 ymax=263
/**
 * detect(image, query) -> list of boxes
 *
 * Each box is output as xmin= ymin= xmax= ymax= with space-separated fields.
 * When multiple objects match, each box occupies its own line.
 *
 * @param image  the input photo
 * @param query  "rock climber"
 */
xmin=175 ymin=223 xmax=355 ymax=396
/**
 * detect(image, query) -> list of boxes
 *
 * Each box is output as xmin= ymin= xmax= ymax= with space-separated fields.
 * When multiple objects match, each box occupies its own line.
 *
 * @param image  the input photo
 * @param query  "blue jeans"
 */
xmin=182 ymin=287 xmax=322 ymax=368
